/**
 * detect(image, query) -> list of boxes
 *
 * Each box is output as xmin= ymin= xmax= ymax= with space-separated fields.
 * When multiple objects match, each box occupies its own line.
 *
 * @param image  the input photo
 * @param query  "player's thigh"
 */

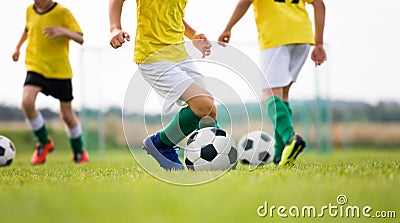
xmin=22 ymin=85 xmax=41 ymax=105
xmin=180 ymin=81 xmax=212 ymax=102
xmin=22 ymin=72 xmax=44 ymax=105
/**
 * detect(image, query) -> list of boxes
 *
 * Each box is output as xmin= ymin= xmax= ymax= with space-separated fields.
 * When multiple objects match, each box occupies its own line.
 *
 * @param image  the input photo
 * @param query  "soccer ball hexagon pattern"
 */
xmin=0 ymin=136 xmax=16 ymax=167
xmin=237 ymin=131 xmax=274 ymax=165
xmin=184 ymin=127 xmax=238 ymax=171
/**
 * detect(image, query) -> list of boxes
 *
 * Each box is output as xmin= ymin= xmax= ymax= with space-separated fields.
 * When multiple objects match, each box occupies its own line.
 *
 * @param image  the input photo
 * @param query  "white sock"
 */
xmin=66 ymin=124 xmax=82 ymax=139
xmin=28 ymin=112 xmax=45 ymax=131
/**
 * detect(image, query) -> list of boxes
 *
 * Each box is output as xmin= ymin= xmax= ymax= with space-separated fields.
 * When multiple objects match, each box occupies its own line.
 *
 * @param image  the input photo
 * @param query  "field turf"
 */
xmin=0 ymin=147 xmax=399 ymax=223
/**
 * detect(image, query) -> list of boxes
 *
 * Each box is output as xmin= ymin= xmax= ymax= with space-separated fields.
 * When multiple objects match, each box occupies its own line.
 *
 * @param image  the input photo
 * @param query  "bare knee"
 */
xmin=60 ymin=101 xmax=79 ymax=128
xmin=188 ymin=95 xmax=216 ymax=119
xmin=60 ymin=110 xmax=78 ymax=128
xmin=21 ymin=95 xmax=36 ymax=119
xmin=208 ymin=104 xmax=217 ymax=120
xmin=262 ymin=88 xmax=285 ymax=105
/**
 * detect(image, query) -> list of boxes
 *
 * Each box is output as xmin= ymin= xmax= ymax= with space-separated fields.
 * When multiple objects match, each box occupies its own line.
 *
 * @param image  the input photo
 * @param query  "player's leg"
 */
xmin=140 ymin=62 xmax=192 ymax=170
xmin=59 ymin=101 xmax=88 ymax=163
xmin=158 ymin=60 xmax=218 ymax=147
xmin=278 ymin=44 xmax=312 ymax=165
xmin=260 ymin=46 xmax=295 ymax=164
xmin=263 ymin=87 xmax=295 ymax=164
xmin=159 ymin=82 xmax=216 ymax=147
xmin=22 ymin=73 xmax=54 ymax=165
xmin=179 ymin=59 xmax=219 ymax=129
xmin=188 ymin=90 xmax=219 ymax=129
xmin=277 ymin=84 xmax=306 ymax=166
xmin=141 ymin=60 xmax=217 ymax=170
xmin=280 ymin=45 xmax=311 ymax=165
xmin=46 ymin=77 xmax=88 ymax=163
xmin=280 ymin=86 xmax=294 ymax=161
xmin=261 ymin=45 xmax=310 ymax=166
xmin=22 ymin=85 xmax=50 ymax=145
xmin=265 ymin=84 xmax=306 ymax=167
xmin=143 ymin=83 xmax=216 ymax=170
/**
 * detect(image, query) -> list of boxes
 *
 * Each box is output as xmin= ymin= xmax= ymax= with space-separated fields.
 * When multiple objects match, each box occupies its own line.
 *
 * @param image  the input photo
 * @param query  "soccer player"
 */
xmin=219 ymin=0 xmax=327 ymax=166
xmin=12 ymin=0 xmax=88 ymax=164
xmin=109 ymin=0 xmax=218 ymax=170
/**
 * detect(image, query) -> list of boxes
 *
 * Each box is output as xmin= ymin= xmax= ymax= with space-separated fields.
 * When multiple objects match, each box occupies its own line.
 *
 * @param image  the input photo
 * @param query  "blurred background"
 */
xmin=1 ymin=0 xmax=400 ymax=154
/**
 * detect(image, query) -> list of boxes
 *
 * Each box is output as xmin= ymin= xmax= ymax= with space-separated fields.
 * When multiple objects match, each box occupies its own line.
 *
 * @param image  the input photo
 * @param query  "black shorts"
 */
xmin=24 ymin=71 xmax=74 ymax=102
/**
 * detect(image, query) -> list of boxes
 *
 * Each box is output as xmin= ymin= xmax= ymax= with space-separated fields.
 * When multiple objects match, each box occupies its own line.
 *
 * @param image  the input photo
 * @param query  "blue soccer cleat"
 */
xmin=142 ymin=132 xmax=184 ymax=171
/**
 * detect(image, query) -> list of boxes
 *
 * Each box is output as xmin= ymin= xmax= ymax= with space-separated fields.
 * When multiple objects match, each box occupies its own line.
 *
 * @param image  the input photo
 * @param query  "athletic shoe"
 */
xmin=279 ymin=134 xmax=306 ymax=166
xmin=143 ymin=132 xmax=184 ymax=171
xmin=73 ymin=150 xmax=89 ymax=164
xmin=31 ymin=137 xmax=54 ymax=165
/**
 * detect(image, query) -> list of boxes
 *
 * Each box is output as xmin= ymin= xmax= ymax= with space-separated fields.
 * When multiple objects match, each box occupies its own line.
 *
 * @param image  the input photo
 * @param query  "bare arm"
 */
xmin=12 ymin=28 xmax=28 ymax=62
xmin=65 ymin=30 xmax=84 ymax=45
xmin=183 ymin=19 xmax=211 ymax=58
xmin=183 ymin=19 xmax=196 ymax=40
xmin=109 ymin=0 xmax=130 ymax=49
xmin=218 ymin=0 xmax=253 ymax=43
xmin=311 ymin=0 xmax=327 ymax=66
xmin=313 ymin=0 xmax=325 ymax=45
xmin=43 ymin=27 xmax=84 ymax=44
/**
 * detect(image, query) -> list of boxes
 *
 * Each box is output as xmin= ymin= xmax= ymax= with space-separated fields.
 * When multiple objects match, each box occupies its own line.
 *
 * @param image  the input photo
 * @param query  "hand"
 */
xmin=192 ymin=33 xmax=212 ymax=58
xmin=110 ymin=29 xmax=130 ymax=49
xmin=218 ymin=30 xmax=231 ymax=47
xmin=311 ymin=44 xmax=327 ymax=66
xmin=12 ymin=49 xmax=20 ymax=62
xmin=43 ymin=27 xmax=66 ymax=39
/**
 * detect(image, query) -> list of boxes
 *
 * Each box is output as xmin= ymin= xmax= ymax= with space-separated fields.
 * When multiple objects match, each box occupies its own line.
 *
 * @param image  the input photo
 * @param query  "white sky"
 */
xmin=1 ymin=0 xmax=400 ymax=112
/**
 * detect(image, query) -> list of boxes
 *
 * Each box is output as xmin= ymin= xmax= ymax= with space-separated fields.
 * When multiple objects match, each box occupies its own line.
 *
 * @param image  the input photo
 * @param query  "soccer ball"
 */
xmin=0 ymin=136 xmax=16 ymax=166
xmin=184 ymin=127 xmax=238 ymax=171
xmin=237 ymin=131 xmax=274 ymax=165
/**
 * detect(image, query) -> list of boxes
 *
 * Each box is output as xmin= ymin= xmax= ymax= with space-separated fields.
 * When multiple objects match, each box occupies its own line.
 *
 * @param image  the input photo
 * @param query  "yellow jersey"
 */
xmin=134 ymin=0 xmax=188 ymax=63
xmin=253 ymin=0 xmax=314 ymax=50
xmin=25 ymin=3 xmax=82 ymax=79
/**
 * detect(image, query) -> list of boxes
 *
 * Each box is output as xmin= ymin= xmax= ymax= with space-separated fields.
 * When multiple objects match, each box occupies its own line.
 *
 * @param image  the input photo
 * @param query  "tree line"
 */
xmin=1 ymin=100 xmax=400 ymax=123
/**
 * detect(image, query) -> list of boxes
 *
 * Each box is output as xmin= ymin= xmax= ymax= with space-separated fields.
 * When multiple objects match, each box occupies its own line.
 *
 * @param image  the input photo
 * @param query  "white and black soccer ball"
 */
xmin=0 ymin=136 xmax=16 ymax=167
xmin=237 ymin=131 xmax=274 ymax=165
xmin=184 ymin=127 xmax=238 ymax=171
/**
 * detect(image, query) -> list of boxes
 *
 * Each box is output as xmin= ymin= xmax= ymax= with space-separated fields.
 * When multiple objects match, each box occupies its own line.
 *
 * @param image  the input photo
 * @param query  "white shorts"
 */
xmin=138 ymin=58 xmax=206 ymax=113
xmin=259 ymin=44 xmax=311 ymax=89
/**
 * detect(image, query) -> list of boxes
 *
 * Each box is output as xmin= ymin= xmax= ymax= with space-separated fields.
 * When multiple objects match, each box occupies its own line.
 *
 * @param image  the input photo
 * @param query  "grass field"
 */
xmin=0 ymin=147 xmax=399 ymax=223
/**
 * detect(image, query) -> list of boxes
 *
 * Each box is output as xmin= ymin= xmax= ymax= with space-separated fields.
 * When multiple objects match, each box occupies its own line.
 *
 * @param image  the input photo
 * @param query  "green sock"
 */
xmin=69 ymin=135 xmax=84 ymax=154
xmin=159 ymin=106 xmax=201 ymax=147
xmin=284 ymin=101 xmax=292 ymax=116
xmin=34 ymin=125 xmax=49 ymax=145
xmin=266 ymin=96 xmax=294 ymax=145
xmin=272 ymin=101 xmax=293 ymax=161
xmin=215 ymin=120 xmax=220 ymax=129
xmin=273 ymin=130 xmax=285 ymax=161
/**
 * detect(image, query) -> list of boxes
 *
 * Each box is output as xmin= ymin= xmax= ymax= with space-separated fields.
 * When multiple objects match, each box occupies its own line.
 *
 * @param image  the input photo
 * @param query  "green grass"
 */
xmin=1 ymin=148 xmax=399 ymax=223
